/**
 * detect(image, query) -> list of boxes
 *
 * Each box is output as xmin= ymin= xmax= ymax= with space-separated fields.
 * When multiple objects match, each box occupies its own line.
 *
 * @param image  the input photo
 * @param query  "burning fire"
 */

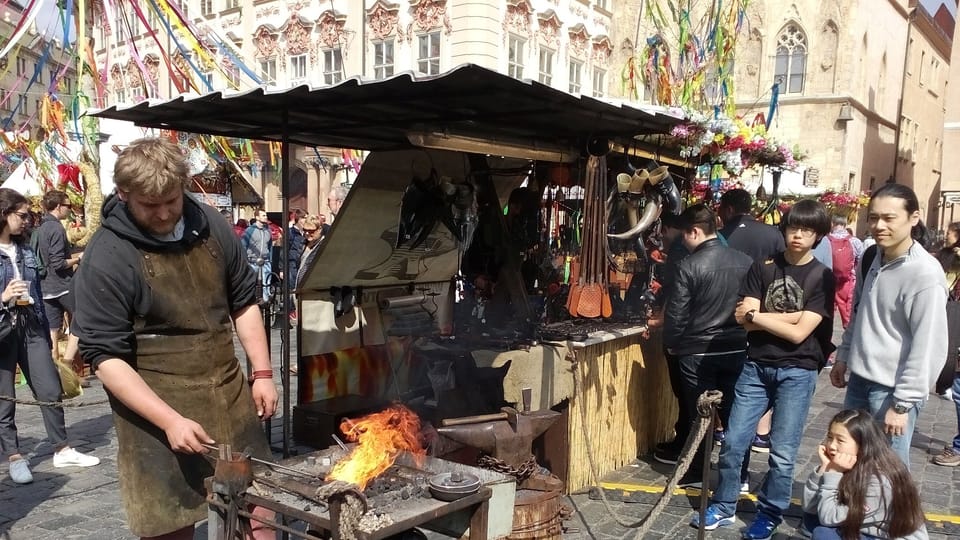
xmin=326 ymin=404 xmax=425 ymax=490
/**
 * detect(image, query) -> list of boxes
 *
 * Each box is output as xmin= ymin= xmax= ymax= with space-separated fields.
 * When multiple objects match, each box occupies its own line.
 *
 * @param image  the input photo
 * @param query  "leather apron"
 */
xmin=110 ymin=233 xmax=270 ymax=537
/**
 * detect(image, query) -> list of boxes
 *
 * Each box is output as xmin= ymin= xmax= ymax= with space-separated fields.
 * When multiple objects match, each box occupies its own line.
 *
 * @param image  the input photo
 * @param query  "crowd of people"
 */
xmin=653 ymin=184 xmax=955 ymax=539
xmin=2 ymin=135 xmax=959 ymax=540
xmin=0 ymin=136 xmax=350 ymax=539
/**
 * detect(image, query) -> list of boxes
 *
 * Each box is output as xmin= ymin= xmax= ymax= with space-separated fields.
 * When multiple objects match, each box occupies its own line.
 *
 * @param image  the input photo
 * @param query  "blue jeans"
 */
xmin=802 ymin=513 xmax=879 ymax=540
xmin=249 ymin=261 xmax=272 ymax=304
xmin=843 ymin=373 xmax=922 ymax=468
xmin=711 ymin=361 xmax=818 ymax=522
xmin=952 ymin=374 xmax=960 ymax=451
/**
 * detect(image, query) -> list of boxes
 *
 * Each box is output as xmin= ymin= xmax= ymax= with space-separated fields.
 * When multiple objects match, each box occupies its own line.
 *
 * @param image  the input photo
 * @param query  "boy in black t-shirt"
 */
xmin=690 ymin=200 xmax=835 ymax=539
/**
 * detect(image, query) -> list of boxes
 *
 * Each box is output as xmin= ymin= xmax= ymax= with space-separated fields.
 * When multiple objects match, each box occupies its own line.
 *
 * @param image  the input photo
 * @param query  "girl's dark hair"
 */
xmin=781 ymin=199 xmax=831 ymax=246
xmin=870 ymin=183 xmax=928 ymax=246
xmin=0 ymin=188 xmax=29 ymax=240
xmin=947 ymin=222 xmax=960 ymax=247
xmin=830 ymin=409 xmax=925 ymax=540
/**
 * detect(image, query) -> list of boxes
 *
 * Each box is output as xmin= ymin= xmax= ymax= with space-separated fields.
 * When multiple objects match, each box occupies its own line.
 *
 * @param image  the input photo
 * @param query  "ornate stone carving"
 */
xmin=282 ymin=15 xmax=313 ymax=56
xmin=568 ymin=24 xmax=589 ymax=59
xmin=143 ymin=54 xmax=160 ymax=83
xmin=537 ymin=10 xmax=561 ymax=48
xmin=171 ymin=53 xmax=189 ymax=74
xmin=253 ymin=25 xmax=280 ymax=59
xmin=591 ymin=36 xmax=611 ymax=65
xmin=317 ymin=10 xmax=347 ymax=49
xmin=409 ymin=0 xmax=451 ymax=34
xmin=222 ymin=15 xmax=241 ymax=28
xmin=110 ymin=64 xmax=125 ymax=90
xmin=504 ymin=0 xmax=533 ymax=37
xmin=256 ymin=5 xmax=280 ymax=20
xmin=367 ymin=0 xmax=400 ymax=40
xmin=287 ymin=0 xmax=309 ymax=12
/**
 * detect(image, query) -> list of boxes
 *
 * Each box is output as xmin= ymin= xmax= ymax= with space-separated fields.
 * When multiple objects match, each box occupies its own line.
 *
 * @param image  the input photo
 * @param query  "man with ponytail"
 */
xmin=831 ymin=183 xmax=948 ymax=468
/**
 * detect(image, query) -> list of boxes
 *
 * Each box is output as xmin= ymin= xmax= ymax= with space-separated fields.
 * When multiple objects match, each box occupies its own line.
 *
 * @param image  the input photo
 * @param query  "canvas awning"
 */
xmin=88 ymin=64 xmax=685 ymax=154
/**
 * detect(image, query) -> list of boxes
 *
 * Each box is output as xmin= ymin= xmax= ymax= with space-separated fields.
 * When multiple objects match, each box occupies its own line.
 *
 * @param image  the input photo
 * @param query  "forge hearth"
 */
xmin=206 ymin=449 xmax=515 ymax=540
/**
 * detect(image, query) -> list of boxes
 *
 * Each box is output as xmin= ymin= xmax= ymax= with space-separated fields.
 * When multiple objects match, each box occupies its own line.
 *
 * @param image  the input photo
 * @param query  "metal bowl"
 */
xmin=427 ymin=472 xmax=481 ymax=501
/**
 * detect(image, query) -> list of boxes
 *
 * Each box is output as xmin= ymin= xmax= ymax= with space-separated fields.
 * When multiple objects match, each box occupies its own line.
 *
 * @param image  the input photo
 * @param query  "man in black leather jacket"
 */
xmin=663 ymin=204 xmax=753 ymax=487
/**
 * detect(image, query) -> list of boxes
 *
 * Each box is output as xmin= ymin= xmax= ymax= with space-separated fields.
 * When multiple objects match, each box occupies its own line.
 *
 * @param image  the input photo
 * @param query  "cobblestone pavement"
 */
xmin=2 ymin=326 xmax=959 ymax=539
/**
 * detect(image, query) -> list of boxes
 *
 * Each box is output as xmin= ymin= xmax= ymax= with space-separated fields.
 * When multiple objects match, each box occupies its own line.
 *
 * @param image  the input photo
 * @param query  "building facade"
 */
xmin=1 ymin=4 xmax=78 ymax=135
xmin=91 ymin=0 xmax=616 ymax=216
xmin=90 ymin=0 xmax=956 ymax=228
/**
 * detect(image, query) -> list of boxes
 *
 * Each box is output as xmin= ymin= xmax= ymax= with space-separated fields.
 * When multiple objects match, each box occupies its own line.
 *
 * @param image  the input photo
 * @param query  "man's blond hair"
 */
xmin=113 ymin=137 xmax=188 ymax=197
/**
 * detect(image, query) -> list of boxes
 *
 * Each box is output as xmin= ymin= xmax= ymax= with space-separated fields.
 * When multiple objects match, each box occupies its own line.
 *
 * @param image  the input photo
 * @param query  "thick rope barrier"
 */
xmin=568 ymin=349 xmax=722 ymax=538
xmin=0 ymin=394 xmax=109 ymax=407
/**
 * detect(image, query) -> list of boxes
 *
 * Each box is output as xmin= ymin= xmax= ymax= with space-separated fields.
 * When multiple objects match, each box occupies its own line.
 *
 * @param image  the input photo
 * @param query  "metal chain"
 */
xmin=476 ymin=453 xmax=539 ymax=481
xmin=0 ymin=395 xmax=109 ymax=407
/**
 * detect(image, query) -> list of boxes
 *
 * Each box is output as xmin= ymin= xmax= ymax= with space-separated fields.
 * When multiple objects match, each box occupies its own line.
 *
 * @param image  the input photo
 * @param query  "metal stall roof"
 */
xmin=89 ymin=64 xmax=684 ymax=152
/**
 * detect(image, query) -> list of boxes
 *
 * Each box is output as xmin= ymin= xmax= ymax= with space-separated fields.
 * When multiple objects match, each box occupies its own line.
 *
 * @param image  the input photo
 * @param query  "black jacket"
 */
xmin=719 ymin=214 xmax=785 ymax=263
xmin=36 ymin=213 xmax=73 ymax=297
xmin=663 ymin=238 xmax=753 ymax=355
xmin=71 ymin=193 xmax=258 ymax=368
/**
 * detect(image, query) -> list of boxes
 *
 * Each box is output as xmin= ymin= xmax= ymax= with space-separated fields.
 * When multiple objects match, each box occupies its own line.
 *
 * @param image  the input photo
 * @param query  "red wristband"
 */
xmin=249 ymin=370 xmax=274 ymax=384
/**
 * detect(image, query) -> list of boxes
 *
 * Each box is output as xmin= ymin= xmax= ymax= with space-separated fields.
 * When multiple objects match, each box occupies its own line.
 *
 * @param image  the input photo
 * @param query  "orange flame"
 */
xmin=326 ymin=404 xmax=425 ymax=490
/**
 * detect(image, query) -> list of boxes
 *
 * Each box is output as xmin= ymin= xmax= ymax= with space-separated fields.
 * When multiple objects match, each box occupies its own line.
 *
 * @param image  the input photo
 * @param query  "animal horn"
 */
xmin=607 ymin=193 xmax=662 ymax=240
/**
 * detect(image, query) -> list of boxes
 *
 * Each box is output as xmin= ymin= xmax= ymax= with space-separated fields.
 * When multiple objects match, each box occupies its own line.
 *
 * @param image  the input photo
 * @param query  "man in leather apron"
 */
xmin=72 ymin=137 xmax=278 ymax=540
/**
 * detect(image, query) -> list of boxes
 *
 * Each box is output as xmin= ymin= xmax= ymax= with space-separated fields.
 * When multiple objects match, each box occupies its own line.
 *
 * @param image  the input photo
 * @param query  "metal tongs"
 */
xmin=201 ymin=443 xmax=316 ymax=479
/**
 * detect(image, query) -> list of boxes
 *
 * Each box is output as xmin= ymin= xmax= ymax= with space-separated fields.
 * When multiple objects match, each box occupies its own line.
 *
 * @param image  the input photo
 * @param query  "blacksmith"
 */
xmin=72 ymin=137 xmax=277 ymax=540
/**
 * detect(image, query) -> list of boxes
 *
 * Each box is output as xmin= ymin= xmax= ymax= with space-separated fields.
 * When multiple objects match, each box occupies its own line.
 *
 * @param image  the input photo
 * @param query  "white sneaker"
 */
xmin=9 ymin=458 xmax=33 ymax=484
xmin=53 ymin=447 xmax=100 ymax=468
xmin=740 ymin=481 xmax=750 ymax=494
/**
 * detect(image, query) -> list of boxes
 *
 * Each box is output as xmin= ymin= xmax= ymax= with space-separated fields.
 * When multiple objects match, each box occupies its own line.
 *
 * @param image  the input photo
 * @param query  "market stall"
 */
xmin=90 ymin=64 xmax=688 ymax=497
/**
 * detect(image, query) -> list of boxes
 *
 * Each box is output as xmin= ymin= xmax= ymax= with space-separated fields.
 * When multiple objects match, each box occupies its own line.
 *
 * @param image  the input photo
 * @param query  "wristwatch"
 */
xmin=892 ymin=402 xmax=912 ymax=414
xmin=745 ymin=309 xmax=757 ymax=323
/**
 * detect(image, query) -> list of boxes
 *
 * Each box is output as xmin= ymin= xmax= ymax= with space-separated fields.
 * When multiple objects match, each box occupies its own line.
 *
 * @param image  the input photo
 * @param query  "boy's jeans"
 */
xmin=711 ymin=361 xmax=818 ymax=523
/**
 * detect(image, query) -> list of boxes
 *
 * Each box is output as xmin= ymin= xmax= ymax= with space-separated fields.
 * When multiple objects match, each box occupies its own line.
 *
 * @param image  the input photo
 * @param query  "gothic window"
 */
xmin=418 ymin=32 xmax=441 ymax=75
xmin=322 ymin=49 xmax=343 ymax=85
xmin=373 ymin=40 xmax=395 ymax=79
xmin=129 ymin=10 xmax=140 ymax=36
xmin=114 ymin=9 xmax=125 ymax=39
xmin=508 ymin=35 xmax=525 ymax=79
xmin=290 ymin=54 xmax=308 ymax=85
xmin=592 ymin=68 xmax=605 ymax=97
xmin=774 ymin=24 xmax=806 ymax=94
xmin=259 ymin=58 xmax=277 ymax=85
xmin=568 ymin=60 xmax=582 ymax=93
xmin=538 ymin=49 xmax=554 ymax=85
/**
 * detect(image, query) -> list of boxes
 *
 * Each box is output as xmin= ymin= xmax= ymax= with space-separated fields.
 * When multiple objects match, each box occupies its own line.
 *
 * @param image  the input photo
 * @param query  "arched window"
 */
xmin=774 ymin=24 xmax=806 ymax=94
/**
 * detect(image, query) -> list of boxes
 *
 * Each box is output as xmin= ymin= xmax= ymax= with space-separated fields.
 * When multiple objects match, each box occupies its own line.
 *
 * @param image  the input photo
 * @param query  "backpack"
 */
xmin=828 ymin=235 xmax=855 ymax=280
xmin=859 ymin=244 xmax=878 ymax=282
xmin=28 ymin=229 xmax=47 ymax=279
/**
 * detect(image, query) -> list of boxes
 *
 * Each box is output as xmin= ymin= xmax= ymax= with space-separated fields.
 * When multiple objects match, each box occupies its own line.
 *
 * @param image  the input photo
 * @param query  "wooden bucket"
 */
xmin=508 ymin=488 xmax=563 ymax=539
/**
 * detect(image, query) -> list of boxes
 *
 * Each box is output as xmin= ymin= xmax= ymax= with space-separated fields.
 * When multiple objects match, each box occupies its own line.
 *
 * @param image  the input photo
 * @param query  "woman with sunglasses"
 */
xmin=0 ymin=188 xmax=99 ymax=485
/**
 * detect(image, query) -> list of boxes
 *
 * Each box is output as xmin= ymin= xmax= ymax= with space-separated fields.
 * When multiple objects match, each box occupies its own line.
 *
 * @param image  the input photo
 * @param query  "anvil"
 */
xmin=436 ymin=407 xmax=560 ymax=469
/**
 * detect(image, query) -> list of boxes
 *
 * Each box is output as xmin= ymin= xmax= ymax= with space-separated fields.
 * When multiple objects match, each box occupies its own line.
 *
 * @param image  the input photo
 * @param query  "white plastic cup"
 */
xmin=15 ymin=280 xmax=31 ymax=305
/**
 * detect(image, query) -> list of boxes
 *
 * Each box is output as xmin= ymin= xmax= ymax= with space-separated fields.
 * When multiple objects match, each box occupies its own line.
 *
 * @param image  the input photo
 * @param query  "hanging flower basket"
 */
xmin=820 ymin=190 xmax=871 ymax=221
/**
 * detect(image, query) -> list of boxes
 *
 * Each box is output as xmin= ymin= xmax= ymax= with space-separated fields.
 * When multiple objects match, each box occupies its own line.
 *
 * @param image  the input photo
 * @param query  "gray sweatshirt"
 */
xmin=802 ymin=469 xmax=928 ymax=540
xmin=836 ymin=241 xmax=948 ymax=405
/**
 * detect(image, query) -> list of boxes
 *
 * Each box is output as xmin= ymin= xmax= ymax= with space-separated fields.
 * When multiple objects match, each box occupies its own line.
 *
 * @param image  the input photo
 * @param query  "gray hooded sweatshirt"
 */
xmin=836 ymin=241 xmax=948 ymax=405
xmin=802 ymin=469 xmax=928 ymax=540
